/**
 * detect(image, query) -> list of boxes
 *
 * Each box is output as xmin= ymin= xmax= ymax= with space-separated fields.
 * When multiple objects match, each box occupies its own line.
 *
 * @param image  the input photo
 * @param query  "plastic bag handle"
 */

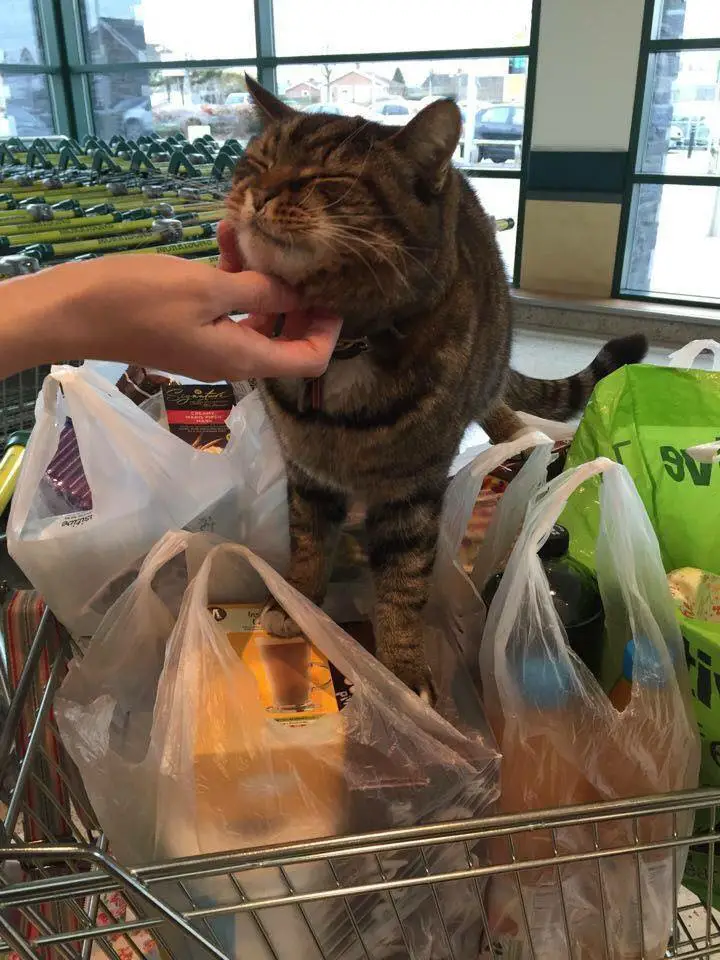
xmin=687 ymin=441 xmax=720 ymax=464
xmin=441 ymin=430 xmax=552 ymax=558
xmin=186 ymin=542 xmax=473 ymax=741
xmin=132 ymin=530 xmax=190 ymax=585
xmin=668 ymin=339 xmax=720 ymax=372
xmin=524 ymin=456 xmax=617 ymax=550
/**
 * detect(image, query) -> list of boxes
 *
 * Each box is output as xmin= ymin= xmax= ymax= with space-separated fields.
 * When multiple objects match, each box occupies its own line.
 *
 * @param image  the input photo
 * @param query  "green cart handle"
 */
xmin=25 ymin=146 xmax=53 ymax=170
xmin=129 ymin=150 xmax=159 ymax=174
xmin=168 ymin=150 xmax=201 ymax=177
xmin=212 ymin=152 xmax=237 ymax=179
xmin=0 ymin=144 xmax=17 ymax=165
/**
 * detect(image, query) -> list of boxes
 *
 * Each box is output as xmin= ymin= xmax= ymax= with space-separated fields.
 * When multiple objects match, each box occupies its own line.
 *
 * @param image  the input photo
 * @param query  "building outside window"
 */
xmin=621 ymin=0 xmax=720 ymax=305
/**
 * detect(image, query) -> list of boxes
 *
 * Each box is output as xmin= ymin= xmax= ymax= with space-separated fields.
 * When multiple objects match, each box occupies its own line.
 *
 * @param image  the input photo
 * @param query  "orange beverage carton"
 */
xmin=193 ymin=603 xmax=349 ymax=847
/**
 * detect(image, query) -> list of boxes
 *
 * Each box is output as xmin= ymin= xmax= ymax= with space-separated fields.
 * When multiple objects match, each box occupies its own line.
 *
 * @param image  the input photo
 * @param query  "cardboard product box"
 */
xmin=192 ymin=603 xmax=349 ymax=847
xmin=161 ymin=383 xmax=234 ymax=453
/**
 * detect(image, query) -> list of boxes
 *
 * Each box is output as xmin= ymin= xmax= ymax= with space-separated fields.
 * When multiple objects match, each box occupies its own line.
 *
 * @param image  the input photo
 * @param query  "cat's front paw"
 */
xmin=379 ymin=646 xmax=437 ymax=706
xmin=259 ymin=600 xmax=304 ymax=638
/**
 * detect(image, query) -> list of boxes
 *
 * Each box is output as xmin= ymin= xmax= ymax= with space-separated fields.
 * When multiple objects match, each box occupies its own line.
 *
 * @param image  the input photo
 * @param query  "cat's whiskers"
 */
xmin=322 ymin=224 xmax=410 ymax=290
xmin=321 ymin=145 xmax=373 ymax=212
xmin=316 ymin=232 xmax=386 ymax=297
xmin=328 ymin=220 xmax=438 ymax=286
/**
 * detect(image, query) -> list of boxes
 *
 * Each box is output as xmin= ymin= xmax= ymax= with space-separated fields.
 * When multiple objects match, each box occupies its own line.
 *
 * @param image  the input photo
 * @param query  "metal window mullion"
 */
xmin=512 ymin=0 xmax=541 ymax=286
xmin=71 ymin=58 xmax=258 ymax=73
xmin=55 ymin=0 xmax=94 ymax=138
xmin=649 ymin=36 xmax=720 ymax=53
xmin=611 ymin=0 xmax=657 ymax=298
xmin=255 ymin=0 xmax=277 ymax=91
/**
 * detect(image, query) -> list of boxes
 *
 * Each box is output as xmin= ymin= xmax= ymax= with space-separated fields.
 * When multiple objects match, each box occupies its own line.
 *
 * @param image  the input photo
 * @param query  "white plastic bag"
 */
xmin=56 ymin=532 xmax=499 ymax=960
xmin=479 ymin=458 xmax=700 ymax=960
xmin=8 ymin=365 xmax=234 ymax=637
xmin=430 ymin=431 xmax=554 ymax=683
xmin=224 ymin=389 xmax=289 ymax=574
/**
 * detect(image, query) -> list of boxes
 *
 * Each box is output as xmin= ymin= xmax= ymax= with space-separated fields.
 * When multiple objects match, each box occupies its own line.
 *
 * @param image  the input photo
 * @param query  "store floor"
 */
xmin=512 ymin=325 xmax=708 ymax=377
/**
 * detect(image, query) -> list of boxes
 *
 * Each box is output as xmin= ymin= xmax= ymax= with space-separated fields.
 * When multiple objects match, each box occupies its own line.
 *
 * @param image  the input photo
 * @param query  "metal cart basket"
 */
xmin=0 ymin=596 xmax=717 ymax=959
xmin=0 ymin=369 xmax=718 ymax=959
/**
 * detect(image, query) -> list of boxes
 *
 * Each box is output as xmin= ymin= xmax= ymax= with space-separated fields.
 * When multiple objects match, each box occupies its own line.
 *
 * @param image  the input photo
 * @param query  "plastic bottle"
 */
xmin=0 ymin=431 xmax=30 ymax=515
xmin=602 ymin=637 xmax=678 ymax=960
xmin=609 ymin=637 xmax=674 ymax=712
xmin=487 ymin=656 xmax=600 ymax=957
xmin=483 ymin=524 xmax=605 ymax=676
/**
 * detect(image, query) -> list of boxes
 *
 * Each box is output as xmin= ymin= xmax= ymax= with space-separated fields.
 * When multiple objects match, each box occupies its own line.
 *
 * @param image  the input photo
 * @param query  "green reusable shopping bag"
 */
xmin=562 ymin=340 xmax=720 ymax=578
xmin=562 ymin=339 xmax=720 ymax=907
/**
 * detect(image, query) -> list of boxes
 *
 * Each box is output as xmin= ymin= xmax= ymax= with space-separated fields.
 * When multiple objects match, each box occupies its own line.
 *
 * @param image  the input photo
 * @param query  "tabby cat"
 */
xmin=226 ymin=75 xmax=646 ymax=700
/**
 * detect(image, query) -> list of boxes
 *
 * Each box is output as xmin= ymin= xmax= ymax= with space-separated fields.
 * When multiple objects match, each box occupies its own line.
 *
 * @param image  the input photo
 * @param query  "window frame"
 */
xmin=615 ymin=0 xmax=720 ymax=307
xmin=3 ymin=0 xmax=540 ymax=285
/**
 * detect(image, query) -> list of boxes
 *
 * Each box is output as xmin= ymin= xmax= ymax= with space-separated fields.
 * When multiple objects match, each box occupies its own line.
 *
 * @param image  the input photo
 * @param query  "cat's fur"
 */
xmin=226 ymin=76 xmax=647 ymax=698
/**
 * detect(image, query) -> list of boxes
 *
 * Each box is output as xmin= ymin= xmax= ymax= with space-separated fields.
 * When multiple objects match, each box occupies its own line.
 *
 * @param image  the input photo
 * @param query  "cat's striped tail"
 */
xmin=504 ymin=334 xmax=648 ymax=421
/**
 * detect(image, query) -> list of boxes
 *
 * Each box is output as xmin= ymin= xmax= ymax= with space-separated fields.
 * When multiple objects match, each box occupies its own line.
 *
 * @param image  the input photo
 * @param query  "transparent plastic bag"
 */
xmin=8 ymin=365 xmax=234 ymax=637
xmin=57 ymin=533 xmax=499 ymax=960
xmin=429 ymin=431 xmax=554 ymax=686
xmin=479 ymin=458 xmax=700 ymax=960
xmin=224 ymin=389 xmax=290 ymax=575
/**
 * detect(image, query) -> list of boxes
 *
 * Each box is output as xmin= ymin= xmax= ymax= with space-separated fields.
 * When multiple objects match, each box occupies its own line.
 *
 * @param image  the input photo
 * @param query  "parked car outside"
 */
xmin=225 ymin=92 xmax=251 ymax=107
xmin=471 ymin=103 xmax=524 ymax=163
xmin=121 ymin=98 xmax=153 ymax=139
xmin=372 ymin=99 xmax=415 ymax=125
xmin=302 ymin=102 xmax=373 ymax=119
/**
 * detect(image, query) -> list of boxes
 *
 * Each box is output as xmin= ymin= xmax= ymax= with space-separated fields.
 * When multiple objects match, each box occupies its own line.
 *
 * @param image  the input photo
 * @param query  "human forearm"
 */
xmin=0 ymin=267 xmax=78 ymax=380
xmin=0 ymin=253 xmax=341 ymax=384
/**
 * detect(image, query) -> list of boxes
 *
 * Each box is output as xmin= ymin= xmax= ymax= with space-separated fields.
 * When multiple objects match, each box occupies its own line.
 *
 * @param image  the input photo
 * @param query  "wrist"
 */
xmin=0 ymin=263 xmax=94 ymax=379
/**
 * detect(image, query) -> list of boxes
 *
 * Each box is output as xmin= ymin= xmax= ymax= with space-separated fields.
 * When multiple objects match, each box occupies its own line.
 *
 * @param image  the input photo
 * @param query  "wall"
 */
xmin=520 ymin=0 xmax=647 ymax=297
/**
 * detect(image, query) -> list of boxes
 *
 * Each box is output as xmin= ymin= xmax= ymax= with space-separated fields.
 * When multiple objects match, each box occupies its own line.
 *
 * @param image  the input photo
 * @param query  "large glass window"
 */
xmin=81 ymin=0 xmax=256 ymax=63
xmin=621 ymin=0 xmax=720 ymax=303
xmin=0 ymin=0 xmax=536 ymax=279
xmin=1 ymin=0 xmax=44 ymax=64
xmin=0 ymin=0 xmax=59 ymax=135
xmin=272 ymin=0 xmax=532 ymax=57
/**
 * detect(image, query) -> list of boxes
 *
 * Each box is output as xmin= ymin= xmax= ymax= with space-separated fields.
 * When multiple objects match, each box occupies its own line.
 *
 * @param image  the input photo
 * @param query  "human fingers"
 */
xmin=212 ymin=269 xmax=300 ymax=316
xmin=219 ymin=312 xmax=342 ymax=378
xmin=217 ymin=220 xmax=244 ymax=272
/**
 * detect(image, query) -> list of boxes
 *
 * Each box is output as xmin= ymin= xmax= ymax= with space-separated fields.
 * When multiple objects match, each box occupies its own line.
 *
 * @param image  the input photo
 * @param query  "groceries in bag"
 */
xmin=667 ymin=566 xmax=720 ymax=906
xmin=482 ymin=523 xmax=605 ymax=677
xmin=56 ymin=532 xmax=500 ymax=960
xmin=8 ymin=365 xmax=235 ymax=637
xmin=479 ymin=458 xmax=700 ymax=960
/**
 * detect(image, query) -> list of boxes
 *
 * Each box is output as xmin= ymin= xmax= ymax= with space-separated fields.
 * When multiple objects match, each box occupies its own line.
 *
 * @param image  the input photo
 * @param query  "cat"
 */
xmin=225 ymin=74 xmax=647 ymax=700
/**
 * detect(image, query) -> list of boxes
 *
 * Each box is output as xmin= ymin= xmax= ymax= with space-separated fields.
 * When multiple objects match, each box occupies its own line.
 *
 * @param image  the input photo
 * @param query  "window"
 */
xmin=0 ymin=0 xmax=538 ymax=280
xmin=272 ymin=0 xmax=533 ymax=57
xmin=277 ymin=41 xmax=535 ymax=278
xmin=0 ymin=0 xmax=62 ymax=135
xmin=620 ymin=0 xmax=720 ymax=304
xmin=80 ymin=0 xmax=256 ymax=64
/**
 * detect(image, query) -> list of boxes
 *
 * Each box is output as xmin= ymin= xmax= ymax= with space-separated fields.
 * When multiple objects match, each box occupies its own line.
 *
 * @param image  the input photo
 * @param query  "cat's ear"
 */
xmin=391 ymin=99 xmax=461 ymax=191
xmin=245 ymin=73 xmax=296 ymax=123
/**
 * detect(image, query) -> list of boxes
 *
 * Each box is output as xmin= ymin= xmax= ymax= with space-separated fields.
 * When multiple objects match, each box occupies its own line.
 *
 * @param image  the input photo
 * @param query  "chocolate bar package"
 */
xmin=161 ymin=383 xmax=234 ymax=453
xmin=43 ymin=420 xmax=92 ymax=514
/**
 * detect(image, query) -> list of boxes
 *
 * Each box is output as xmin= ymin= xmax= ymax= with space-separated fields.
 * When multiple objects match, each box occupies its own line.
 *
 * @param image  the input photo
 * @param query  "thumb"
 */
xmin=214 ymin=269 xmax=300 ymax=315
xmin=217 ymin=220 xmax=244 ymax=272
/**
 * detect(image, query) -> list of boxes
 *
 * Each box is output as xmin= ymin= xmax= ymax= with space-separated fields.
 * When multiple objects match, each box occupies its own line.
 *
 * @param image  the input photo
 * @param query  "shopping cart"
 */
xmin=0 ymin=567 xmax=717 ymax=958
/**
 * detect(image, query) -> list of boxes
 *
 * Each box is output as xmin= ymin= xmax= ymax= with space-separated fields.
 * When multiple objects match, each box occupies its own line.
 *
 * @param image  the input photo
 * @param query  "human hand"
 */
xmin=217 ymin=220 xmax=344 ymax=377
xmin=45 ymin=251 xmax=341 ymax=382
